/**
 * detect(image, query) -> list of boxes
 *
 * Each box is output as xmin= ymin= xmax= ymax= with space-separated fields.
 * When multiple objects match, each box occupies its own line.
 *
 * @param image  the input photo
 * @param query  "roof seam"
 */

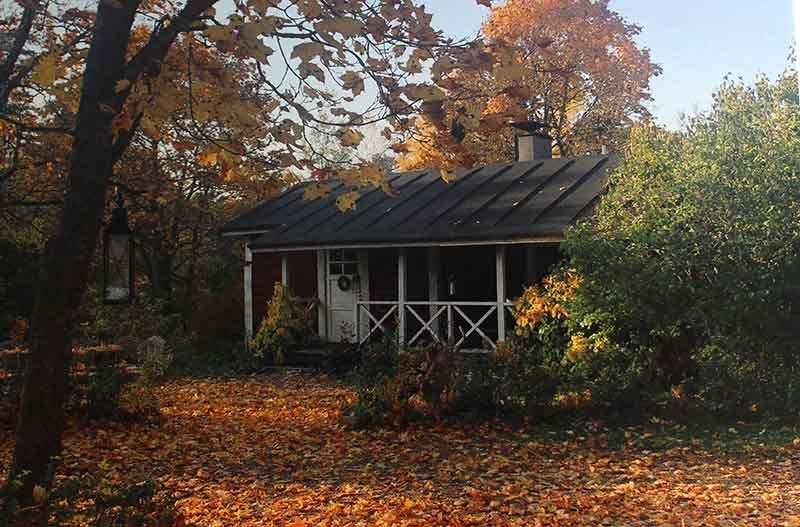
xmin=528 ymin=158 xmax=609 ymax=226
xmin=273 ymin=182 xmax=346 ymax=233
xmin=297 ymin=173 xmax=408 ymax=236
xmin=456 ymin=162 xmax=544 ymax=227
xmin=425 ymin=164 xmax=514 ymax=228
xmin=223 ymin=182 xmax=309 ymax=230
xmin=378 ymin=166 xmax=485 ymax=230
xmin=331 ymin=171 xmax=427 ymax=233
xmin=492 ymin=160 xmax=575 ymax=227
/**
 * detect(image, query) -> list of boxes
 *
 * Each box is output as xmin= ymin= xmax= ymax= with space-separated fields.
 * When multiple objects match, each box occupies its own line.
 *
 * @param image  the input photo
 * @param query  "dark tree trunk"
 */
xmin=8 ymin=0 xmax=215 ymax=502
xmin=9 ymin=2 xmax=139 ymax=497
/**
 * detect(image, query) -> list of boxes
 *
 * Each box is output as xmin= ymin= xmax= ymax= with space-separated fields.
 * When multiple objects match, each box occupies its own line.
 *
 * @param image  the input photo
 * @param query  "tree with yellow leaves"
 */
xmin=399 ymin=0 xmax=661 ymax=169
xmin=1 ymin=0 xmax=489 ymax=502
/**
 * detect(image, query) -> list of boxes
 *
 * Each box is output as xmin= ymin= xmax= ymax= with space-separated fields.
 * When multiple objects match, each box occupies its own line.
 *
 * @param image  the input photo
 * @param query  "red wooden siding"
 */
xmin=251 ymin=251 xmax=317 ymax=329
xmin=252 ymin=252 xmax=282 ymax=329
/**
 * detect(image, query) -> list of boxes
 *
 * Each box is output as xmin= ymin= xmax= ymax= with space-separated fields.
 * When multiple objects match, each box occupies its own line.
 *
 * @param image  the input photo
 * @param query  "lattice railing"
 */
xmin=355 ymin=300 xmax=515 ymax=350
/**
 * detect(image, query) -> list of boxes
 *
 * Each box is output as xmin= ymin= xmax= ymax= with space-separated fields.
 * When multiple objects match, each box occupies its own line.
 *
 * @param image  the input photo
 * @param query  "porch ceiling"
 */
xmin=224 ymin=156 xmax=612 ymax=250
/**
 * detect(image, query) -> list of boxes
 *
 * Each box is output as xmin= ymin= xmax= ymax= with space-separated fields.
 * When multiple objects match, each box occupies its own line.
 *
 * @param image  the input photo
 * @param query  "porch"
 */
xmin=246 ymin=243 xmax=562 ymax=351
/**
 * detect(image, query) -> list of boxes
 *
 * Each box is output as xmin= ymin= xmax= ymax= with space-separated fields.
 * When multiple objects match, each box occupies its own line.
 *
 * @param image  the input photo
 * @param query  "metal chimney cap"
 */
xmin=511 ymin=120 xmax=549 ymax=135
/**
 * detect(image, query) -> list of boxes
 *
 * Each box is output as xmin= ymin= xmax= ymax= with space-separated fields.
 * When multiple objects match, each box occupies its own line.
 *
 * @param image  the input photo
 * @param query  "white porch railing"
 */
xmin=355 ymin=300 xmax=515 ymax=351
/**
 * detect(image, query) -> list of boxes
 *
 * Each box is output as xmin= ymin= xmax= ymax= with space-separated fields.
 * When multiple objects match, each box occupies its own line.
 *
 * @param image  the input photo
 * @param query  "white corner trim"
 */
xmin=244 ymin=244 xmax=253 ymax=345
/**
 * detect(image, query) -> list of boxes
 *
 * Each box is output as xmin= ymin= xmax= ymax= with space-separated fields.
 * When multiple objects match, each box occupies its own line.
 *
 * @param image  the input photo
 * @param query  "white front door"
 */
xmin=327 ymin=249 xmax=365 ymax=342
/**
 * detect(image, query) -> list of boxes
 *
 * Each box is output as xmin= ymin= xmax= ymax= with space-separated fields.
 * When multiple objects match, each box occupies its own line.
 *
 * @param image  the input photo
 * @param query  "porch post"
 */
xmin=427 ymin=247 xmax=440 ymax=321
xmin=316 ymin=250 xmax=327 ymax=342
xmin=495 ymin=245 xmax=507 ymax=342
xmin=280 ymin=253 xmax=289 ymax=287
xmin=398 ymin=248 xmax=407 ymax=346
xmin=244 ymin=243 xmax=253 ymax=346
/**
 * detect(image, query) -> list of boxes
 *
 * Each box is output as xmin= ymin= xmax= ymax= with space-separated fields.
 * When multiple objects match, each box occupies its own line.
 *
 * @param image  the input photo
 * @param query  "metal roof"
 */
xmin=223 ymin=156 xmax=611 ymax=250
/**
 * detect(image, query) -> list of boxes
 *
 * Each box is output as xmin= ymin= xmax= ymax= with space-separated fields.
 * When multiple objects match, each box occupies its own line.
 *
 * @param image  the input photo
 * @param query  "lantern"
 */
xmin=103 ymin=191 xmax=134 ymax=304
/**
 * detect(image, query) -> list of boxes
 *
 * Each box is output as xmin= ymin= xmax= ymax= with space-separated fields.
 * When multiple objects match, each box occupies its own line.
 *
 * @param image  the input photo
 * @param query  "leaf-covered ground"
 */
xmin=3 ymin=371 xmax=800 ymax=526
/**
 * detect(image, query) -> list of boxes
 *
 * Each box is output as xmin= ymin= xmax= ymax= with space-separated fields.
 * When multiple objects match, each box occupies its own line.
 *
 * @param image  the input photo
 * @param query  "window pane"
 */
xmin=329 ymin=249 xmax=343 ymax=262
xmin=343 ymin=263 xmax=358 ymax=275
xmin=342 ymin=249 xmax=358 ymax=261
xmin=329 ymin=263 xmax=342 ymax=274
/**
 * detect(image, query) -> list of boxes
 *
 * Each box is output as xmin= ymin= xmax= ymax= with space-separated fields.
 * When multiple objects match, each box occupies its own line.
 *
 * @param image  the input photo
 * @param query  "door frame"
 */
xmin=324 ymin=248 xmax=369 ymax=343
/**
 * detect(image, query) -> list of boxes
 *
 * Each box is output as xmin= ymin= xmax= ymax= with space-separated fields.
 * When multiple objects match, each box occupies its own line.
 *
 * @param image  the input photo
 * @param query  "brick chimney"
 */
xmin=512 ymin=121 xmax=552 ymax=161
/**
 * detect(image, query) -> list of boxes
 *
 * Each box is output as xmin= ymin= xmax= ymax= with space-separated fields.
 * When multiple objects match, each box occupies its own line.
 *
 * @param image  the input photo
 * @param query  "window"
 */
xmin=329 ymin=249 xmax=359 ymax=275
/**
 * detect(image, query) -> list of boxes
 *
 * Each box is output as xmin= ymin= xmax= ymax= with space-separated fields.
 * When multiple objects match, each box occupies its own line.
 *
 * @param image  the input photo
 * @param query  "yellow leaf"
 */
xmin=494 ymin=64 xmax=528 ymax=82
xmin=115 ymin=79 xmax=131 ymax=93
xmin=338 ymin=128 xmax=364 ymax=147
xmin=205 ymin=25 xmax=232 ymax=42
xmin=336 ymin=190 xmax=359 ymax=212
xmin=340 ymin=71 xmax=364 ymax=96
xmin=295 ymin=0 xmax=322 ymax=18
xmin=314 ymin=18 xmax=364 ymax=37
xmin=32 ymin=485 xmax=47 ymax=505
xmin=291 ymin=42 xmax=325 ymax=62
xmin=303 ymin=183 xmax=332 ymax=201
xmin=241 ymin=17 xmax=282 ymax=39
xmin=197 ymin=151 xmax=218 ymax=166
xmin=404 ymin=84 xmax=445 ymax=102
xmin=32 ymin=54 xmax=58 ymax=86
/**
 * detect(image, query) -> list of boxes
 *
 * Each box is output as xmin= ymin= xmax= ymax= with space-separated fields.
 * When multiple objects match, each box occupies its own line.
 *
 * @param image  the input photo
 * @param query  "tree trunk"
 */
xmin=10 ymin=2 xmax=138 ymax=498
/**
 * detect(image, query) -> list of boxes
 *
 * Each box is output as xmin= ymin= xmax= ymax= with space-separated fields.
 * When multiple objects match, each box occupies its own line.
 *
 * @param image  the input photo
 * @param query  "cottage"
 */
xmin=223 ymin=123 xmax=612 ymax=350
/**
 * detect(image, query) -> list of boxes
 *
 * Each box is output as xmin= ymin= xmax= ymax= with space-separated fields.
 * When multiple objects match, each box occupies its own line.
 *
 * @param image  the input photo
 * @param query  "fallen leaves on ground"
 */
xmin=2 ymin=371 xmax=799 ymax=526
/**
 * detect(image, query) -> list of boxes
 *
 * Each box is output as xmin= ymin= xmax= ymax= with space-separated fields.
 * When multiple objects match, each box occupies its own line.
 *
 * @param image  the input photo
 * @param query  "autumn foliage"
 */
xmin=399 ymin=0 xmax=660 ymax=170
xmin=3 ymin=371 xmax=800 ymax=526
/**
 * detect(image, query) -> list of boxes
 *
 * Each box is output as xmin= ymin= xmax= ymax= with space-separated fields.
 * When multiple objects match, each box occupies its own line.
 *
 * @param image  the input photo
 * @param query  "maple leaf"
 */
xmin=197 ymin=151 xmax=218 ymax=166
xmin=204 ymin=25 xmax=232 ymax=42
xmin=31 ymin=54 xmax=59 ymax=86
xmin=338 ymin=128 xmax=364 ymax=147
xmin=340 ymin=71 xmax=365 ymax=96
xmin=336 ymin=190 xmax=359 ymax=211
xmin=314 ymin=18 xmax=364 ymax=37
xmin=493 ymin=64 xmax=528 ymax=82
xmin=404 ymin=84 xmax=446 ymax=102
xmin=114 ymin=79 xmax=131 ymax=93
xmin=303 ymin=183 xmax=331 ymax=201
xmin=295 ymin=0 xmax=322 ymax=18
xmin=291 ymin=42 xmax=326 ymax=62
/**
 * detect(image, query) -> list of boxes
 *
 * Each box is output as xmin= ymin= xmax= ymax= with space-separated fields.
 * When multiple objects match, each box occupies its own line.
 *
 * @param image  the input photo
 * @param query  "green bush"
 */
xmin=563 ymin=70 xmax=800 ymax=411
xmin=84 ymin=362 xmax=127 ymax=420
xmin=347 ymin=335 xmax=565 ymax=425
xmin=78 ymin=287 xmax=169 ymax=349
xmin=350 ymin=382 xmax=395 ymax=428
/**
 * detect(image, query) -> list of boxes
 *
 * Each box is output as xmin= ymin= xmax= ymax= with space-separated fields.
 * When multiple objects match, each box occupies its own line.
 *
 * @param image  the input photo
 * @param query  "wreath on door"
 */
xmin=337 ymin=275 xmax=352 ymax=291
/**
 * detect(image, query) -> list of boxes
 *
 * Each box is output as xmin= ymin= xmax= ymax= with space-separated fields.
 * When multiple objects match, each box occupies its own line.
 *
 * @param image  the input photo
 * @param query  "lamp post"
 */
xmin=103 ymin=190 xmax=134 ymax=304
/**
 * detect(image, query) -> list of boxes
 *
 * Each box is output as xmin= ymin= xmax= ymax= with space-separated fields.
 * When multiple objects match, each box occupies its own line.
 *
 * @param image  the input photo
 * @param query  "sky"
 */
xmin=424 ymin=0 xmax=797 ymax=129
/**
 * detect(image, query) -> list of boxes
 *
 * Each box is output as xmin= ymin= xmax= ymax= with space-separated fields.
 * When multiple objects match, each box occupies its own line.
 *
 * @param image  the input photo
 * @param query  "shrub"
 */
xmin=351 ymin=334 xmax=400 ymax=384
xmin=485 ymin=340 xmax=560 ymax=411
xmin=350 ymin=382 xmax=395 ymax=428
xmin=84 ymin=362 xmax=127 ymax=420
xmin=250 ymin=283 xmax=315 ymax=365
xmin=563 ymin=71 xmax=800 ymax=411
xmin=22 ymin=472 xmax=179 ymax=527
xmin=348 ymin=340 xmax=457 ymax=427
xmin=137 ymin=336 xmax=172 ymax=385
xmin=118 ymin=383 xmax=161 ymax=421
xmin=78 ymin=287 xmax=169 ymax=348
